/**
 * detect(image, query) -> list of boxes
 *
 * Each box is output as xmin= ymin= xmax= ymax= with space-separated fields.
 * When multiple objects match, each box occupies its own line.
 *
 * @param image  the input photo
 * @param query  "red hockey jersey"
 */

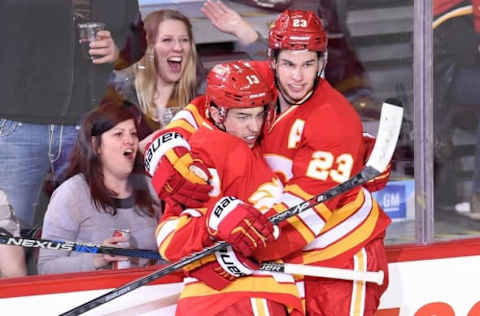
xmin=155 ymin=99 xmax=303 ymax=315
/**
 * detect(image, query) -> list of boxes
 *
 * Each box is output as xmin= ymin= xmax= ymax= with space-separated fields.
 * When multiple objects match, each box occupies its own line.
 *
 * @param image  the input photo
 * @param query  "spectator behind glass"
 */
xmin=113 ymin=10 xmax=199 ymax=139
xmin=37 ymin=103 xmax=161 ymax=275
xmin=0 ymin=190 xmax=27 ymax=278
xmin=0 ymin=1 xmax=146 ymax=230
xmin=432 ymin=0 xmax=480 ymax=218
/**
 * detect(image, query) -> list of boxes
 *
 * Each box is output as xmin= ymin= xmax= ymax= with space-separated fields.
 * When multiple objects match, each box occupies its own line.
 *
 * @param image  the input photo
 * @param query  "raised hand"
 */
xmin=201 ymin=0 xmax=258 ymax=45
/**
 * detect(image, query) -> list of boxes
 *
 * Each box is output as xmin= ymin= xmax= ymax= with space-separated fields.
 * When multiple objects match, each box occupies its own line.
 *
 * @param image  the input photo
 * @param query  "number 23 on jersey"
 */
xmin=289 ymin=119 xmax=354 ymax=184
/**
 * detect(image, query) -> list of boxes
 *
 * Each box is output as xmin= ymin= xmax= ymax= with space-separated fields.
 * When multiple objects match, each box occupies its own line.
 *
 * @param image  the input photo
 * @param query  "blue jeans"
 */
xmin=0 ymin=119 xmax=79 ymax=229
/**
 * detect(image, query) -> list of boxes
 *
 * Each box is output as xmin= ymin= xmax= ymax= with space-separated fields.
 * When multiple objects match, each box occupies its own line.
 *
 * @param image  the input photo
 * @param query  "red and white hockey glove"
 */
xmin=362 ymin=133 xmax=392 ymax=192
xmin=189 ymin=246 xmax=258 ymax=290
xmin=207 ymin=196 xmax=277 ymax=257
xmin=144 ymin=131 xmax=213 ymax=208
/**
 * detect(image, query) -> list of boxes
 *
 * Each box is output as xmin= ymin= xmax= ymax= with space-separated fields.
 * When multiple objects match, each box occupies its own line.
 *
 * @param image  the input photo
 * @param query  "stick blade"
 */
xmin=366 ymin=98 xmax=404 ymax=173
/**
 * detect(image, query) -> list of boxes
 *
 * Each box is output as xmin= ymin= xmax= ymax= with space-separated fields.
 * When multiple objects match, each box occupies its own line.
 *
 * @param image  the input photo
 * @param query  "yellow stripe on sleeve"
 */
xmin=167 ymin=119 xmax=196 ymax=134
xmin=272 ymin=203 xmax=315 ymax=243
xmin=320 ymin=189 xmax=365 ymax=233
xmin=284 ymin=184 xmax=332 ymax=220
xmin=302 ymin=201 xmax=380 ymax=264
xmin=158 ymin=216 xmax=192 ymax=258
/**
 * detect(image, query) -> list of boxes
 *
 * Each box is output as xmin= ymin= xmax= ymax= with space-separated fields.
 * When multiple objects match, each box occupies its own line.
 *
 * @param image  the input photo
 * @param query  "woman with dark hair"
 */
xmin=38 ymin=103 xmax=161 ymax=275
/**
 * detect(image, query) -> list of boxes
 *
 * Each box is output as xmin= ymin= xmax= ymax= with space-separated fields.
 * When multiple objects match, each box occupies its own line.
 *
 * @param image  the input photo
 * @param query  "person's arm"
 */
xmin=0 ymin=246 xmax=26 ymax=278
xmin=156 ymin=205 xmax=212 ymax=261
xmin=201 ymin=0 xmax=268 ymax=60
xmin=0 ymin=191 xmax=27 ymax=278
xmin=202 ymin=0 xmax=258 ymax=45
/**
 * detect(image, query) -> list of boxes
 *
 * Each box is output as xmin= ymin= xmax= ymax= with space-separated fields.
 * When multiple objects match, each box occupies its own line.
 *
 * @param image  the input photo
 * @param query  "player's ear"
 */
xmin=209 ymin=106 xmax=222 ymax=126
xmin=270 ymin=59 xmax=277 ymax=71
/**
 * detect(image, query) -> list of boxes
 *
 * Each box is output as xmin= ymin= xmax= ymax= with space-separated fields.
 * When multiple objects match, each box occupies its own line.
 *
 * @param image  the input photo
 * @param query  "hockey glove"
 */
xmin=207 ymin=196 xmax=276 ymax=257
xmin=189 ymin=246 xmax=258 ymax=290
xmin=144 ymin=131 xmax=213 ymax=208
xmin=362 ymin=133 xmax=392 ymax=192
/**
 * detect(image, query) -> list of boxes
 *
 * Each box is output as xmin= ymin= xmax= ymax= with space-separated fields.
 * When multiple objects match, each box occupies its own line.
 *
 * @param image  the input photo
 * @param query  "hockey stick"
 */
xmin=60 ymin=99 xmax=403 ymax=316
xmin=260 ymin=262 xmax=384 ymax=285
xmin=0 ymin=232 xmax=383 ymax=285
xmin=0 ymin=234 xmax=167 ymax=262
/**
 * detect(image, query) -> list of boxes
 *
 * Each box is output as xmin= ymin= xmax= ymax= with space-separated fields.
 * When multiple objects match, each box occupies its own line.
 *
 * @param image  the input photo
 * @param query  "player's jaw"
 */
xmin=278 ymin=81 xmax=312 ymax=105
xmin=242 ymin=134 xmax=259 ymax=148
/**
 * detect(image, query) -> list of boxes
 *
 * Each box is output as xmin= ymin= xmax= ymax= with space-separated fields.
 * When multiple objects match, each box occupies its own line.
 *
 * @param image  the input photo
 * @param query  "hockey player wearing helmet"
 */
xmin=204 ymin=61 xmax=276 ymax=148
xmin=267 ymin=9 xmax=328 ymax=109
xmin=240 ymin=10 xmax=391 ymax=316
xmin=155 ymin=61 xmax=303 ymax=316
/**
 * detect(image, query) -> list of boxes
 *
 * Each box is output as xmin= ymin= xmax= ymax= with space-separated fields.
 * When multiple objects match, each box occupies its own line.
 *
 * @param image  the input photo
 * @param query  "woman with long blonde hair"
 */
xmin=114 ymin=10 xmax=200 ymax=138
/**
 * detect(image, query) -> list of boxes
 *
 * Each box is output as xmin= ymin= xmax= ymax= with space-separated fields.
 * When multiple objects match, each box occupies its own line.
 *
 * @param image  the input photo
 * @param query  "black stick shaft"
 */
xmin=0 ymin=235 xmax=164 ymax=261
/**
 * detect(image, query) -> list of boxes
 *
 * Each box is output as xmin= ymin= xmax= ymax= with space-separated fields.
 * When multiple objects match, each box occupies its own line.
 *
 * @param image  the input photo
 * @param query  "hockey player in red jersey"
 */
xmin=146 ymin=9 xmax=391 ymax=316
xmin=246 ymin=10 xmax=390 ymax=315
xmin=154 ymin=61 xmax=304 ymax=316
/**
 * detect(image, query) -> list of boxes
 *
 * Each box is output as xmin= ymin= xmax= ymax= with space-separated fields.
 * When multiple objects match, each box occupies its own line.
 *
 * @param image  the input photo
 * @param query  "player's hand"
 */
xmin=207 ymin=196 xmax=276 ymax=257
xmin=189 ymin=246 xmax=258 ymax=290
xmin=362 ymin=133 xmax=392 ymax=192
xmin=201 ymin=0 xmax=258 ymax=45
xmin=144 ymin=131 xmax=212 ymax=208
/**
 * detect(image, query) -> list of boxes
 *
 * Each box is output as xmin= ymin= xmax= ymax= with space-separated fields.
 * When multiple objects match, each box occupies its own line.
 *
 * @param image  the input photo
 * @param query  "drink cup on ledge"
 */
xmin=77 ymin=22 xmax=105 ymax=60
xmin=112 ymin=228 xmax=131 ymax=270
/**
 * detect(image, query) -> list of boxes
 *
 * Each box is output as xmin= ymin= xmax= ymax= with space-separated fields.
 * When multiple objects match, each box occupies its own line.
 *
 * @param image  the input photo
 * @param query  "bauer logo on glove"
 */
xmin=215 ymin=246 xmax=257 ymax=278
xmin=207 ymin=196 xmax=276 ymax=257
xmin=209 ymin=196 xmax=241 ymax=230
xmin=145 ymin=130 xmax=213 ymax=208
xmin=144 ymin=131 xmax=189 ymax=175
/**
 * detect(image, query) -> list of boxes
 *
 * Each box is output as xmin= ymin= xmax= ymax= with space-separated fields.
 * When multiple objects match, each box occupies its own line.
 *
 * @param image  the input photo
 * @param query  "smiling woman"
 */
xmin=112 ymin=10 xmax=199 ymax=139
xmin=37 ymin=103 xmax=162 ymax=275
